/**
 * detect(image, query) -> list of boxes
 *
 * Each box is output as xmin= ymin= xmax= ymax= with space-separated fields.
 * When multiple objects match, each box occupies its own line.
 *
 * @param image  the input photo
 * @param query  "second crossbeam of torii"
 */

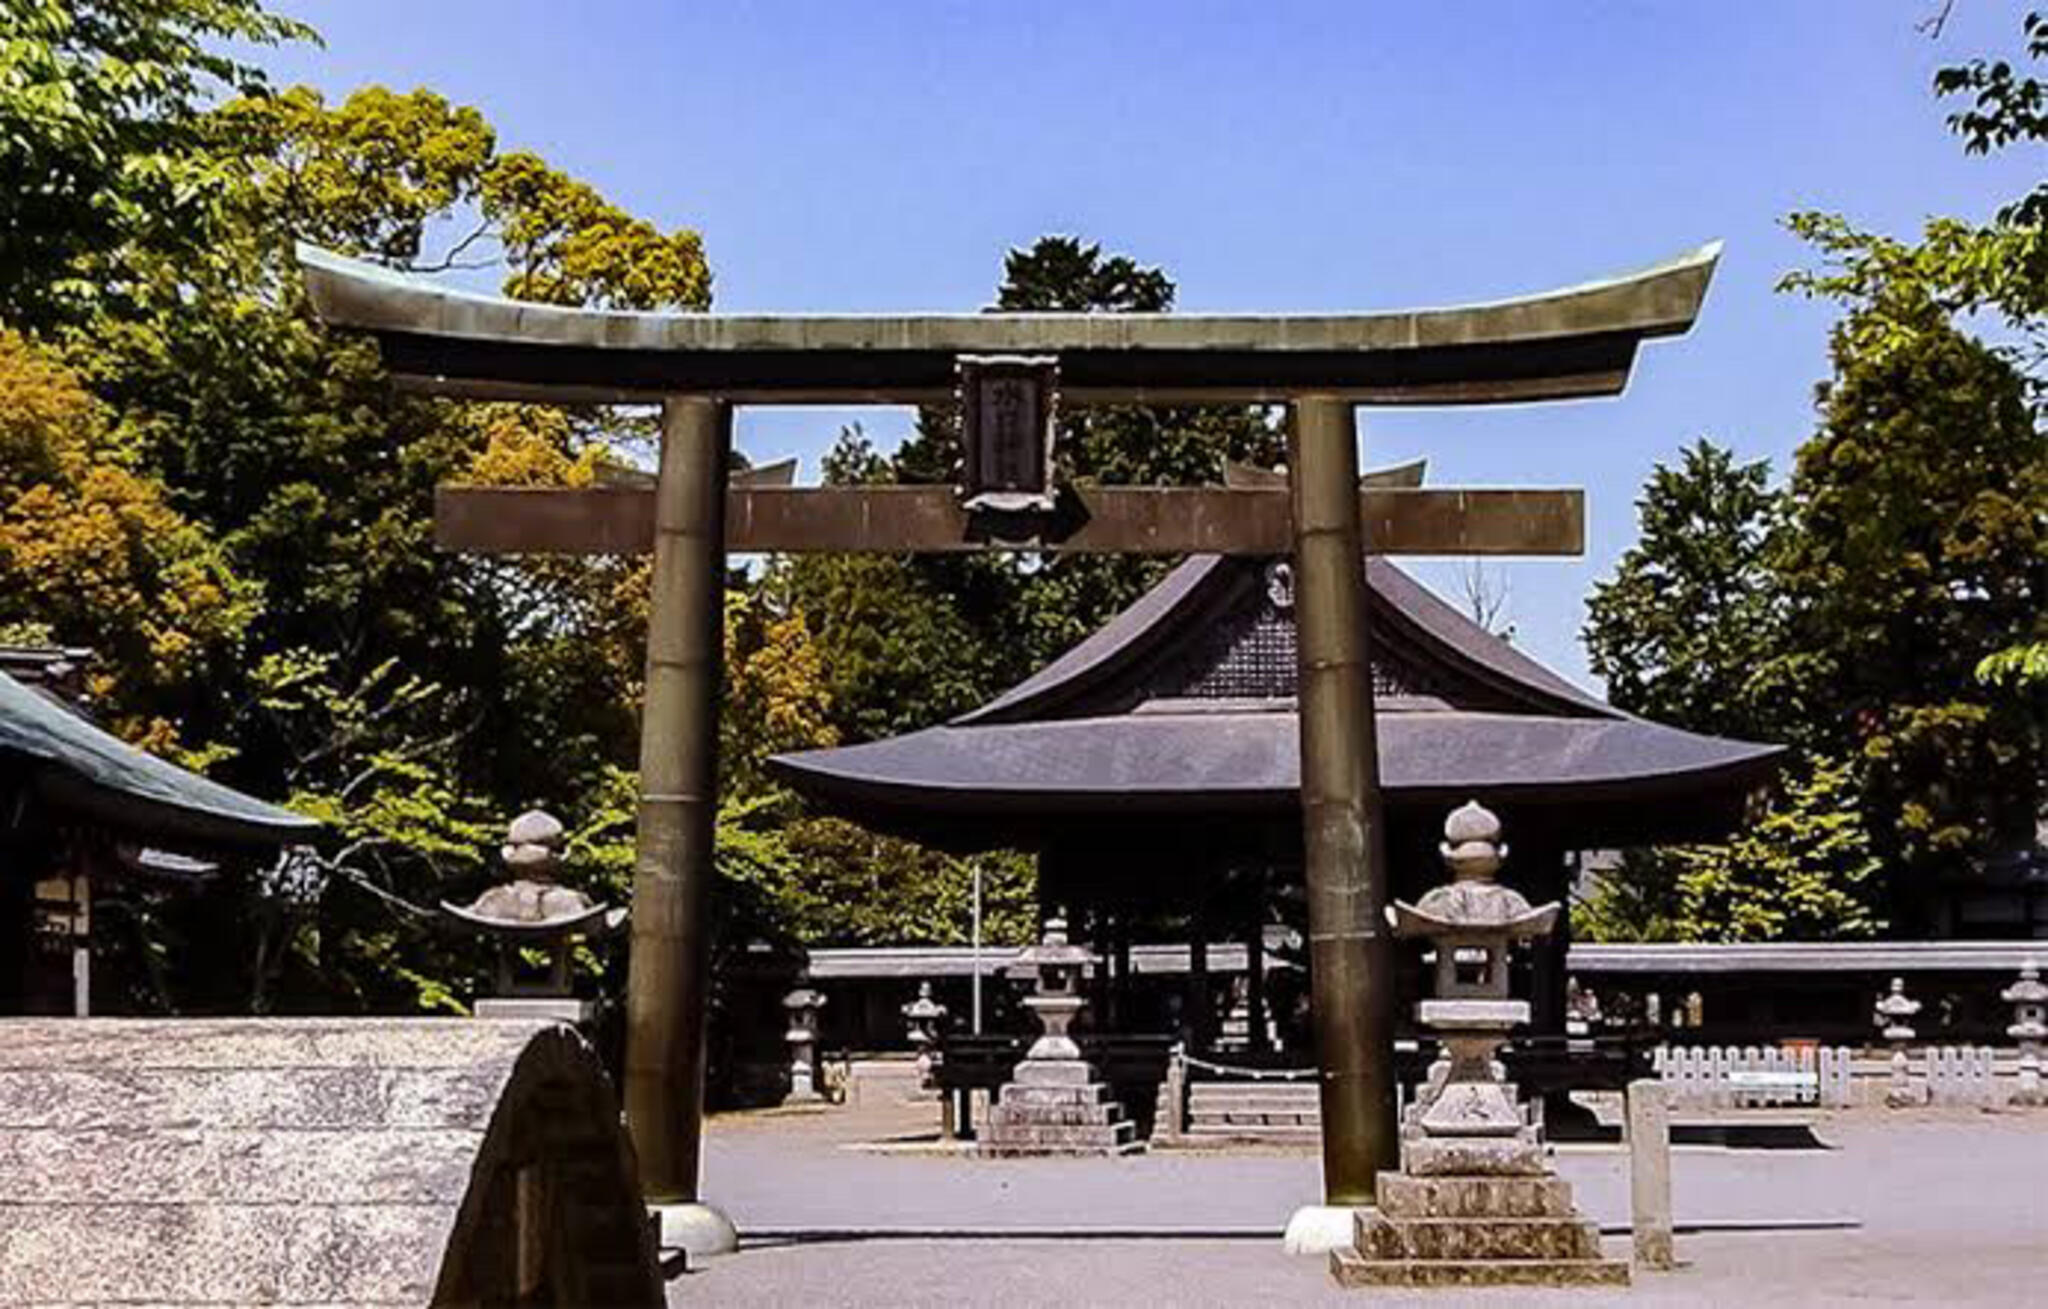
xmin=297 ymin=239 xmax=1719 ymax=1255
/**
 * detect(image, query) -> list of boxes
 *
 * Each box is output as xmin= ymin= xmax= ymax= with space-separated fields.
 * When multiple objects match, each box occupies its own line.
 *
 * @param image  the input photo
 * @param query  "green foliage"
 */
xmin=1572 ymin=848 xmax=1685 ymax=946
xmin=780 ymin=820 xmax=1037 ymax=947
xmin=1668 ymin=757 xmax=1885 ymax=943
xmin=1781 ymin=11 xmax=2047 ymax=377
xmin=0 ymin=327 xmax=257 ymax=733
xmin=240 ymin=648 xmax=500 ymax=1012
xmin=1591 ymin=14 xmax=2048 ymax=943
xmin=1768 ymin=322 xmax=2045 ymax=868
xmin=0 ymin=0 xmax=313 ymax=330
xmin=721 ymin=588 xmax=837 ymax=797
xmin=1978 ymin=639 xmax=2048 ymax=686
xmin=788 ymin=236 xmax=1287 ymax=742
xmin=1578 ymin=759 xmax=1884 ymax=944
xmin=1583 ymin=439 xmax=1787 ymax=742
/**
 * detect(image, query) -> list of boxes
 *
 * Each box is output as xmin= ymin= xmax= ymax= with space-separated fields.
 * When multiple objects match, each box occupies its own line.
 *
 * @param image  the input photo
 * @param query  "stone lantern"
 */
xmin=901 ymin=981 xmax=948 ymax=1092
xmin=1016 ymin=916 xmax=1091 ymax=1061
xmin=1389 ymin=801 xmax=1559 ymax=1149
xmin=2003 ymin=961 xmax=2046 ymax=1108
xmin=782 ymin=984 xmax=827 ymax=1106
xmin=979 ymin=915 xmax=1136 ymax=1156
xmin=1874 ymin=977 xmax=1922 ymax=1108
xmin=1322 ymin=801 xmax=1624 ymax=1285
xmin=439 ymin=810 xmax=623 ymax=1023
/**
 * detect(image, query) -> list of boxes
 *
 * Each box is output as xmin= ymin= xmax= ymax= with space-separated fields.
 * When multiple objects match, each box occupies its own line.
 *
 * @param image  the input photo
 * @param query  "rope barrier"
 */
xmin=1181 ymin=1052 xmax=1319 ymax=1082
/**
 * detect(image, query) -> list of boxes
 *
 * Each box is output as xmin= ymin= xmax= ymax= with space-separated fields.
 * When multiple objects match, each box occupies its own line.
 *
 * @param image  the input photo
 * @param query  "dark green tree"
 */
xmin=1765 ymin=321 xmax=2045 ymax=885
xmin=1583 ymin=439 xmax=1788 ymax=743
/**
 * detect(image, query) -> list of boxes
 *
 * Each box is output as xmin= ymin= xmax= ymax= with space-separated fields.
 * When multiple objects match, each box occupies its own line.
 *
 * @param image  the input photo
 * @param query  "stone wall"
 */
xmin=0 ymin=1018 xmax=662 ymax=1306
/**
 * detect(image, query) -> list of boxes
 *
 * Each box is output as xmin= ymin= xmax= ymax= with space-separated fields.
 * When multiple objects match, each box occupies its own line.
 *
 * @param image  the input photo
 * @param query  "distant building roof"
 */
xmin=0 ymin=671 xmax=318 ymax=848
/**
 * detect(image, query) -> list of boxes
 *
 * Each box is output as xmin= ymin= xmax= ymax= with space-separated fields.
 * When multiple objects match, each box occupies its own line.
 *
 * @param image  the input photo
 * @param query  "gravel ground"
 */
xmin=667 ymin=1097 xmax=2048 ymax=1307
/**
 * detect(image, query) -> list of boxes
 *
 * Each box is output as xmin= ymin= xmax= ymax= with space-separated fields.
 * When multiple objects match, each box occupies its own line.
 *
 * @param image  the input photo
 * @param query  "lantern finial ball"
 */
xmin=1440 ymin=799 xmax=1506 ymax=880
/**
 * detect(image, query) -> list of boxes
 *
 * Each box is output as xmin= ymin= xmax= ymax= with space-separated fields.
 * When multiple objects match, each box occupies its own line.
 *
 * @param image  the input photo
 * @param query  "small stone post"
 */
xmin=781 ymin=985 xmax=826 ymax=1106
xmin=1161 ymin=1042 xmax=1188 ymax=1140
xmin=2003 ymin=961 xmax=2045 ymax=1108
xmin=1626 ymin=1079 xmax=1674 ymax=1270
xmin=901 ymin=981 xmax=947 ymax=1096
xmin=1875 ymin=977 xmax=1921 ymax=1109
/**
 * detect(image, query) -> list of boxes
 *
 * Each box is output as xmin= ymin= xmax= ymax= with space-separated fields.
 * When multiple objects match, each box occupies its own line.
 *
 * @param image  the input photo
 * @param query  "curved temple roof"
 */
xmin=297 ymin=241 xmax=1721 ymax=405
xmin=0 ymin=672 xmax=317 ymax=847
xmin=769 ymin=556 xmax=1783 ymax=849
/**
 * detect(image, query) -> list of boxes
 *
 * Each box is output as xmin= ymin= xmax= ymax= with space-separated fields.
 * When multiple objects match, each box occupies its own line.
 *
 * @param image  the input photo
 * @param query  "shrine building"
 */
xmin=770 ymin=549 xmax=1787 ymax=1046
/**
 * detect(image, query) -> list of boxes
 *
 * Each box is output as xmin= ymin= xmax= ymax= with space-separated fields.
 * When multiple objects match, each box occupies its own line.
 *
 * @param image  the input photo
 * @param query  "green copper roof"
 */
xmin=0 ymin=672 xmax=319 ymax=848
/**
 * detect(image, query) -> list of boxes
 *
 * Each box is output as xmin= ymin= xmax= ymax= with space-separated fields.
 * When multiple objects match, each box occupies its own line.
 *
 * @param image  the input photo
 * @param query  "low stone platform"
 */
xmin=1328 ymin=1171 xmax=1627 ymax=1287
xmin=980 ymin=1060 xmax=1140 ymax=1156
xmin=1330 ymin=1250 xmax=1630 ymax=1288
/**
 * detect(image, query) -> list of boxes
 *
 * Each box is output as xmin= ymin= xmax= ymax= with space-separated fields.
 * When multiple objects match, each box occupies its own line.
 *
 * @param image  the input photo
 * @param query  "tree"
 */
xmin=1584 ymin=440 xmax=1787 ymax=742
xmin=1577 ymin=759 xmax=1884 ymax=944
xmin=0 ymin=328 xmax=256 ymax=741
xmin=4 ymin=49 xmax=725 ymax=1013
xmin=1668 ymin=757 xmax=1886 ymax=943
xmin=1782 ymin=11 xmax=2046 ymax=380
xmin=1766 ymin=322 xmax=2044 ymax=880
xmin=0 ymin=0 xmax=312 ymax=331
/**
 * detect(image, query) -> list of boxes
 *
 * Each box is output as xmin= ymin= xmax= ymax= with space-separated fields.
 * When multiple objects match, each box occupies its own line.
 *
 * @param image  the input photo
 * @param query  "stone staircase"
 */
xmin=1330 ymin=1173 xmax=1627 ymax=1288
xmin=1182 ymin=1080 xmax=1321 ymax=1142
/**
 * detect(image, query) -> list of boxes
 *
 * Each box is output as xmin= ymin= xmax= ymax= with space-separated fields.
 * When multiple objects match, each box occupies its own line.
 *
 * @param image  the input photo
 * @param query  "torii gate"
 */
xmin=298 ymin=240 xmax=1717 ymax=1250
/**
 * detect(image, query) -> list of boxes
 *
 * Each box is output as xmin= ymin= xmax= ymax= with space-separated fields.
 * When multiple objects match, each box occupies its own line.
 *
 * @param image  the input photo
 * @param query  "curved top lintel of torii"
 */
xmin=294 ymin=241 xmax=1722 ymax=407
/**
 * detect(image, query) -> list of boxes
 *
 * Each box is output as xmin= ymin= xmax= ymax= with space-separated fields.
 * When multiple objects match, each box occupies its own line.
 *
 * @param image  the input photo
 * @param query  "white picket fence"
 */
xmin=1920 ymin=1046 xmax=2002 ymax=1108
xmin=1654 ymin=1045 xmax=1853 ymax=1108
xmin=1655 ymin=1043 xmax=2011 ymax=1109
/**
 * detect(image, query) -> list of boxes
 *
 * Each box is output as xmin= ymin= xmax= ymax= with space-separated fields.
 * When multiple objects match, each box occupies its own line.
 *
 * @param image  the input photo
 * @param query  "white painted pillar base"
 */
xmin=1283 ymin=1204 xmax=1365 ymax=1255
xmin=653 ymin=1202 xmax=738 ymax=1258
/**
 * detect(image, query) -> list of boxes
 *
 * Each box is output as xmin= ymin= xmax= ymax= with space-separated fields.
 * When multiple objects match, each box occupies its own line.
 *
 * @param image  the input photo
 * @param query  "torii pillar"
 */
xmin=1289 ymin=396 xmax=1396 ymax=1217
xmin=624 ymin=396 xmax=734 ymax=1254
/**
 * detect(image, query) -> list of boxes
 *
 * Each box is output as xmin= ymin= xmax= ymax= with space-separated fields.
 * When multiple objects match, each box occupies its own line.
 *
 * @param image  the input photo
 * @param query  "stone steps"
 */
xmin=1375 ymin=1173 xmax=1576 ymax=1219
xmin=1182 ymin=1122 xmax=1322 ymax=1141
xmin=1357 ymin=1214 xmax=1603 ymax=1262
xmin=1184 ymin=1083 xmax=1321 ymax=1140
xmin=1330 ymin=1251 xmax=1630 ymax=1289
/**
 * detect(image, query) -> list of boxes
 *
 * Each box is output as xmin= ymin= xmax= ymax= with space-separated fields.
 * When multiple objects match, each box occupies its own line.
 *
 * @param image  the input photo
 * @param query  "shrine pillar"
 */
xmin=1289 ymin=395 xmax=1398 ymax=1207
xmin=625 ymin=396 xmax=735 ymax=1254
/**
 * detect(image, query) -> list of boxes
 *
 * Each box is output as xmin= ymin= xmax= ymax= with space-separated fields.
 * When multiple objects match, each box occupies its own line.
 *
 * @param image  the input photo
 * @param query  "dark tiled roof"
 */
xmin=771 ymin=558 xmax=1785 ymax=845
xmin=0 ymin=671 xmax=318 ymax=847
xmin=773 ymin=708 xmax=1777 ymax=834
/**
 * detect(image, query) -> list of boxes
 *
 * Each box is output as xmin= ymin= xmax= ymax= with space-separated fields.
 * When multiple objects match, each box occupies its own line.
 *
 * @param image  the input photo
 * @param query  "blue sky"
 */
xmin=268 ymin=1 xmax=2040 ymax=691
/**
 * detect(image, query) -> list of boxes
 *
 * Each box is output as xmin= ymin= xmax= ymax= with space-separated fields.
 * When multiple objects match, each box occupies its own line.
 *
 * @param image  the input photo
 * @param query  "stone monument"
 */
xmin=440 ymin=810 xmax=624 ymax=1023
xmin=781 ymin=984 xmax=827 ymax=1106
xmin=979 ymin=916 xmax=1138 ymax=1157
xmin=1874 ymin=977 xmax=1922 ymax=1108
xmin=1329 ymin=801 xmax=1627 ymax=1288
xmin=2003 ymin=961 xmax=2045 ymax=1107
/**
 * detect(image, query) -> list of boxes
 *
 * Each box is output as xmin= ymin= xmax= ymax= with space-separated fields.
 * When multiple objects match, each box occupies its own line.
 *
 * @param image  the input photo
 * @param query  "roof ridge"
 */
xmin=955 ymin=556 xmax=1620 ymax=726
